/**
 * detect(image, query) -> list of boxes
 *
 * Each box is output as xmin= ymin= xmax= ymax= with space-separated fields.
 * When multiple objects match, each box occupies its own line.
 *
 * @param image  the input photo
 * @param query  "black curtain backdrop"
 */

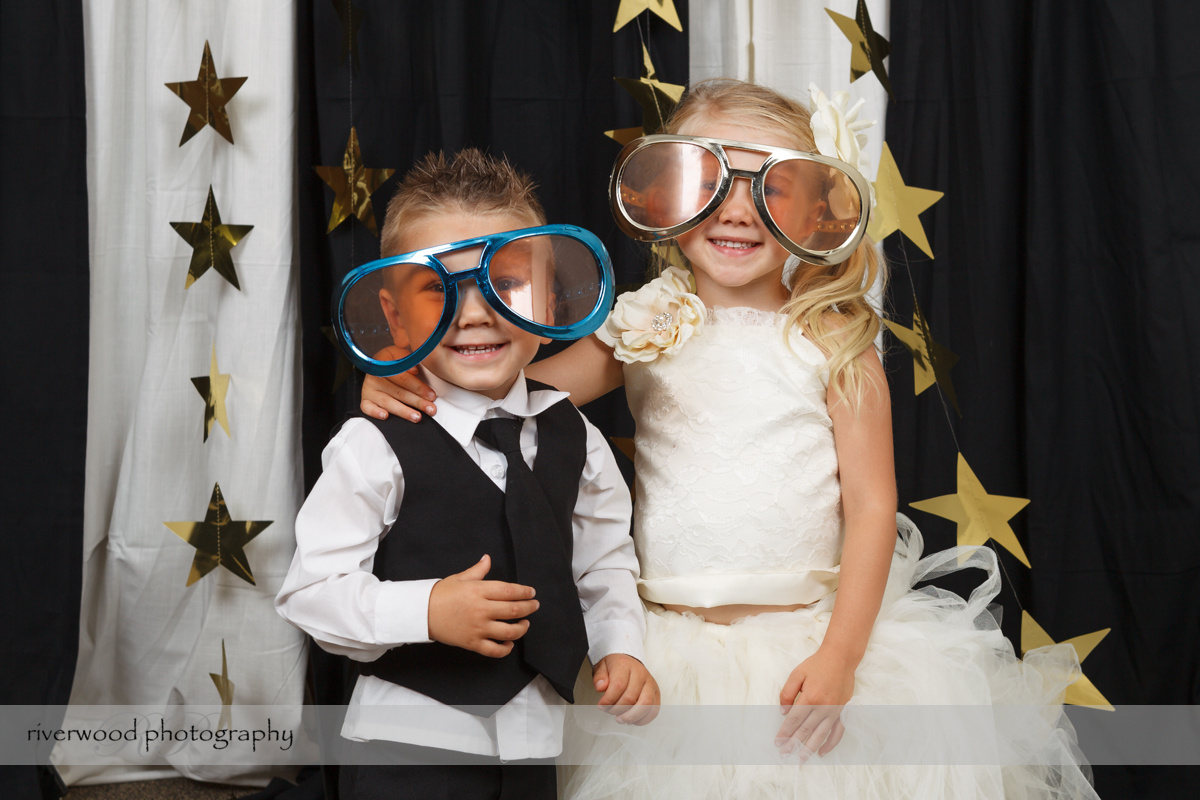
xmin=296 ymin=2 xmax=688 ymax=796
xmin=0 ymin=1 xmax=88 ymax=798
xmin=887 ymin=1 xmax=1200 ymax=796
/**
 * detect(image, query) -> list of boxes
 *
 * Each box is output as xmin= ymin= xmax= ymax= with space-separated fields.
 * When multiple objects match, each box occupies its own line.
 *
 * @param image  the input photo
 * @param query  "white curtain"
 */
xmin=57 ymin=0 xmax=306 ymax=787
xmin=689 ymin=0 xmax=890 ymax=186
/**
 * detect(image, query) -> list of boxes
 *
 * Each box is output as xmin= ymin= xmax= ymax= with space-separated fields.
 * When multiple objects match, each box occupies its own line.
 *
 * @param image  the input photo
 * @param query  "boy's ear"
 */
xmin=378 ymin=289 xmax=411 ymax=350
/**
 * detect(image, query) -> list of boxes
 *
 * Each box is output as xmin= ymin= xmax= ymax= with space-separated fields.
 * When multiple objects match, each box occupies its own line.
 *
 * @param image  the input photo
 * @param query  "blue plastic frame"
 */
xmin=333 ymin=224 xmax=615 ymax=377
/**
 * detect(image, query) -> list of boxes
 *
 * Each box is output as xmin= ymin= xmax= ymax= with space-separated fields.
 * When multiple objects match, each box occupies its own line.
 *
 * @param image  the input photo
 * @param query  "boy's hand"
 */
xmin=775 ymin=648 xmax=854 ymax=762
xmin=361 ymin=366 xmax=437 ymax=423
xmin=427 ymin=555 xmax=539 ymax=657
xmin=593 ymin=653 xmax=660 ymax=725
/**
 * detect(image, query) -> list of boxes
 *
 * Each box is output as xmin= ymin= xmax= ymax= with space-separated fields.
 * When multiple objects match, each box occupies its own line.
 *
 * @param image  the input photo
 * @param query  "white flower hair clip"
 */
xmin=808 ymin=83 xmax=876 ymax=207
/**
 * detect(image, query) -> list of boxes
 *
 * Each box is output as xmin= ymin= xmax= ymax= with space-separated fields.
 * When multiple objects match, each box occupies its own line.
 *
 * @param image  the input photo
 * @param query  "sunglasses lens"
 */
xmin=342 ymin=262 xmax=445 ymax=366
xmin=490 ymin=235 xmax=605 ymax=329
xmin=764 ymin=159 xmax=864 ymax=252
xmin=618 ymin=141 xmax=722 ymax=233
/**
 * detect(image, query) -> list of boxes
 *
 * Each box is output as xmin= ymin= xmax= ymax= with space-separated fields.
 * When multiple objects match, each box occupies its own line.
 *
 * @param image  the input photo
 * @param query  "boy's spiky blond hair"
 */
xmin=380 ymin=148 xmax=546 ymax=258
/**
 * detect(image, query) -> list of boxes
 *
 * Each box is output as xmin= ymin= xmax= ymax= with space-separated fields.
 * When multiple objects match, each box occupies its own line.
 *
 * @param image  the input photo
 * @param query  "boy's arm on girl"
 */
xmin=360 ymin=335 xmax=624 ymax=421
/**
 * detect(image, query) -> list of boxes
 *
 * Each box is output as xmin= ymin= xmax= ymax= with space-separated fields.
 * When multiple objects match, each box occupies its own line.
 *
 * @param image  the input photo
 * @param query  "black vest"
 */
xmin=359 ymin=381 xmax=587 ymax=713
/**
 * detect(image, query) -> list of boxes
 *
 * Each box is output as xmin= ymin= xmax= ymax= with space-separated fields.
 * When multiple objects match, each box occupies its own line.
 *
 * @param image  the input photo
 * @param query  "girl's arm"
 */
xmin=360 ymin=334 xmax=624 ymax=420
xmin=776 ymin=346 xmax=897 ymax=760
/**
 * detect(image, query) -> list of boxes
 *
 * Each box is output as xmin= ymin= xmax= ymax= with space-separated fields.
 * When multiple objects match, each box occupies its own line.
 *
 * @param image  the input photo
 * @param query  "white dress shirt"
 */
xmin=276 ymin=369 xmax=645 ymax=760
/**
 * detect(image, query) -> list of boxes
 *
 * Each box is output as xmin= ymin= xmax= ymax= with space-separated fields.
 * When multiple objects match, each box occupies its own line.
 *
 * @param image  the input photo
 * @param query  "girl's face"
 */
xmin=674 ymin=115 xmax=799 ymax=310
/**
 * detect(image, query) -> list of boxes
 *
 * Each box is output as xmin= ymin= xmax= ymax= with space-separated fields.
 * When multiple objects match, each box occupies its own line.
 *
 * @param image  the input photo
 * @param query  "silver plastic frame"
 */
xmin=609 ymin=134 xmax=873 ymax=267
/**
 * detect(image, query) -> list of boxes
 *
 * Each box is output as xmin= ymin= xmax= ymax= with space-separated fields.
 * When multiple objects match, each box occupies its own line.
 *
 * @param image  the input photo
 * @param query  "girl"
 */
xmin=360 ymin=80 xmax=1096 ymax=798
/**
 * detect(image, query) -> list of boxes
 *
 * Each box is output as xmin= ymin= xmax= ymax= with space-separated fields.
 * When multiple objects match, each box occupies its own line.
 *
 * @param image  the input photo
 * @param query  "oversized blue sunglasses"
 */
xmin=334 ymin=224 xmax=615 ymax=376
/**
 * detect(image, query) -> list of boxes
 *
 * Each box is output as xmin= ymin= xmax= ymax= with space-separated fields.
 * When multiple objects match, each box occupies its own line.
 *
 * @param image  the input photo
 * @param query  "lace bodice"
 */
xmin=622 ymin=306 xmax=844 ymax=607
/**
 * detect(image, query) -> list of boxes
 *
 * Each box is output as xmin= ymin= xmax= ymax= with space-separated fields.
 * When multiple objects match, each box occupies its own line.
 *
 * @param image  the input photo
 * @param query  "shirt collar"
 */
xmin=420 ymin=367 xmax=570 ymax=450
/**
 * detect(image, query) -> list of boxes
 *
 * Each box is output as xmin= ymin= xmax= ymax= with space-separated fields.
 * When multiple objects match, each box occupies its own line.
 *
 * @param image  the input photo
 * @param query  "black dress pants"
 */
xmin=338 ymin=740 xmax=556 ymax=800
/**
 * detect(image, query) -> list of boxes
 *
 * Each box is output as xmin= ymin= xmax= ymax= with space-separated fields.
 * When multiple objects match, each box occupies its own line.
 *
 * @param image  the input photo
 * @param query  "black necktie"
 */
xmin=474 ymin=416 xmax=587 ymax=702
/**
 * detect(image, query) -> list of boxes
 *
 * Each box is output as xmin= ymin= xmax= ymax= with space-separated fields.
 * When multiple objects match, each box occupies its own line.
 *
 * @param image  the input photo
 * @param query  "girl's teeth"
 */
xmin=713 ymin=239 xmax=755 ymax=249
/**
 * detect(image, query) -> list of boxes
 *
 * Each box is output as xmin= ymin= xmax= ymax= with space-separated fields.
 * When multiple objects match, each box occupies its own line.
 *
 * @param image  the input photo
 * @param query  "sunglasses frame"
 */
xmin=609 ymin=134 xmax=873 ymax=267
xmin=334 ymin=224 xmax=614 ymax=377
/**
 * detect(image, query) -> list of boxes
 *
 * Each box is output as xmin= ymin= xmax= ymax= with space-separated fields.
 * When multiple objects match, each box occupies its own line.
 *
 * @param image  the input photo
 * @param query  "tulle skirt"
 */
xmin=560 ymin=520 xmax=1099 ymax=799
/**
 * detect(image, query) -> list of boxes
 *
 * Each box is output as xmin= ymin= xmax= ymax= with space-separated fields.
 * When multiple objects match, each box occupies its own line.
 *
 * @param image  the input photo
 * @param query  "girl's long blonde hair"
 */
xmin=659 ymin=78 xmax=887 ymax=414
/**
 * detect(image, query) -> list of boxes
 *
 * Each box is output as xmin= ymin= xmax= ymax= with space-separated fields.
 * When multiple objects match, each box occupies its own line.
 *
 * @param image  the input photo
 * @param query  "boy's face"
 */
xmin=378 ymin=209 xmax=550 ymax=400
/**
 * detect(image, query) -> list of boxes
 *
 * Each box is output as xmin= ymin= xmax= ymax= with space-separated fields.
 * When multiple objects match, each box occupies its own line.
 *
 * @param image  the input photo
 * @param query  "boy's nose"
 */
xmin=454 ymin=280 xmax=496 ymax=326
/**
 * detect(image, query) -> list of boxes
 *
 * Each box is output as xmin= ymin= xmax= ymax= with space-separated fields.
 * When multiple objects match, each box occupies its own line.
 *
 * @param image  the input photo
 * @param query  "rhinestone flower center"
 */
xmin=650 ymin=312 xmax=674 ymax=332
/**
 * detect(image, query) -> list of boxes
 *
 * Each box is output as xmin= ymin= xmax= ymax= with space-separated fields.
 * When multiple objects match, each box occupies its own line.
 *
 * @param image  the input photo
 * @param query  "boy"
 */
xmin=276 ymin=149 xmax=656 ymax=800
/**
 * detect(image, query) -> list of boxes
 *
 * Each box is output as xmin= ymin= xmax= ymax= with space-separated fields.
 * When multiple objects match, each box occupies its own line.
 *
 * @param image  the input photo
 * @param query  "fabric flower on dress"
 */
xmin=808 ymin=83 xmax=876 ymax=208
xmin=597 ymin=266 xmax=706 ymax=363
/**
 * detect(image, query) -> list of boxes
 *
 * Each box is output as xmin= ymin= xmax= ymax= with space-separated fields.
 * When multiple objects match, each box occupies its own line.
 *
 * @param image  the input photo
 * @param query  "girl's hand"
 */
xmin=775 ymin=648 xmax=855 ymax=761
xmin=361 ymin=368 xmax=437 ymax=422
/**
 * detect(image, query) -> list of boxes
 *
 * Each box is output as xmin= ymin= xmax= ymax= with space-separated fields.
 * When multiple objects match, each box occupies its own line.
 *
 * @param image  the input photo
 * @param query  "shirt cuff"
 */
xmin=373 ymin=578 xmax=439 ymax=646
xmin=586 ymin=618 xmax=647 ymax=666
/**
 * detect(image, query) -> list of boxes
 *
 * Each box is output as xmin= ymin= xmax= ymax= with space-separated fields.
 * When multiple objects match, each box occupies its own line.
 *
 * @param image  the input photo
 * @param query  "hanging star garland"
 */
xmin=164 ymin=482 xmax=272 ymax=586
xmin=910 ymin=453 xmax=1031 ymax=566
xmin=826 ymin=1 xmax=893 ymax=99
xmin=321 ymin=325 xmax=356 ymax=393
xmin=884 ymin=296 xmax=961 ymax=415
xmin=170 ymin=186 xmax=253 ymax=290
xmin=165 ymin=41 xmax=248 ymax=146
xmin=314 ymin=126 xmax=395 ymax=236
xmin=210 ymin=639 xmax=236 ymax=731
xmin=331 ymin=0 xmax=364 ymax=70
xmin=868 ymin=142 xmax=943 ymax=259
xmin=191 ymin=344 xmax=232 ymax=441
xmin=1021 ymin=612 xmax=1113 ymax=710
xmin=613 ymin=0 xmax=683 ymax=33
xmin=607 ymin=44 xmax=685 ymax=144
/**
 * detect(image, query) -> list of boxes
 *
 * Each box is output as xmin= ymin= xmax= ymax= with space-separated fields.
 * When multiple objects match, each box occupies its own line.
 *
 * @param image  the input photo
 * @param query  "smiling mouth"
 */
xmin=451 ymin=344 xmax=504 ymax=355
xmin=710 ymin=239 xmax=759 ymax=250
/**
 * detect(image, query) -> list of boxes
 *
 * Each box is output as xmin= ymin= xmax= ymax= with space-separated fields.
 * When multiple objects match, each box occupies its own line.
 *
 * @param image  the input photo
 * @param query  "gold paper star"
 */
xmin=910 ymin=453 xmax=1031 ymax=566
xmin=613 ymin=0 xmax=682 ymax=32
xmin=331 ymin=0 xmax=363 ymax=70
xmin=164 ymin=483 xmax=272 ymax=586
xmin=314 ymin=127 xmax=395 ymax=236
xmin=170 ymin=186 xmax=253 ymax=290
xmin=209 ymin=640 xmax=235 ymax=731
xmin=191 ymin=344 xmax=231 ymax=441
xmin=321 ymin=325 xmax=356 ymax=393
xmin=165 ymin=41 xmax=248 ymax=146
xmin=826 ymin=1 xmax=893 ymax=99
xmin=609 ymin=45 xmax=685 ymax=140
xmin=1021 ymin=612 xmax=1114 ymax=710
xmin=604 ymin=126 xmax=646 ymax=147
xmin=883 ymin=296 xmax=960 ymax=415
xmin=868 ymin=142 xmax=943 ymax=258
